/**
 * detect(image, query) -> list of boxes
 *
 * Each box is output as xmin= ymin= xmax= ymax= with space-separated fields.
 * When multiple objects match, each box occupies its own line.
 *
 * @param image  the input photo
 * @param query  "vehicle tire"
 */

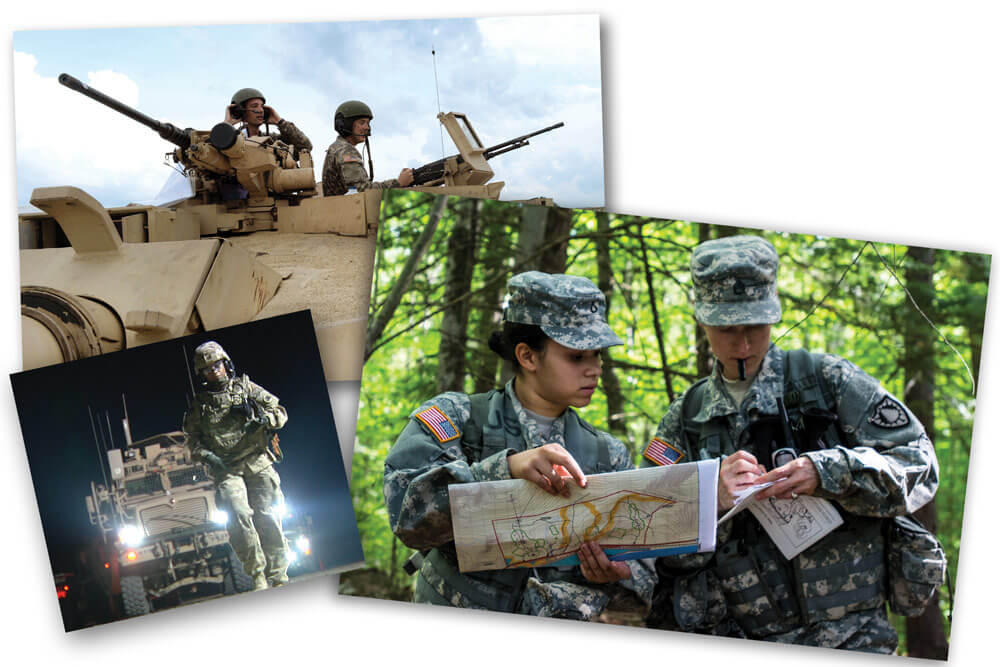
xmin=223 ymin=548 xmax=254 ymax=595
xmin=121 ymin=576 xmax=150 ymax=616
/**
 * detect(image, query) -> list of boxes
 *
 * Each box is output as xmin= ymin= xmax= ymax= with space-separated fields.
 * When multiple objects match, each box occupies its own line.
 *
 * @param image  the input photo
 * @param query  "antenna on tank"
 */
xmin=432 ymin=46 xmax=445 ymax=160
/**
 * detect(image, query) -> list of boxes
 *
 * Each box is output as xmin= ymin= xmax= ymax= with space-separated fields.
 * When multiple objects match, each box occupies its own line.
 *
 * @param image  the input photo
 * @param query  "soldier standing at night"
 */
xmin=643 ymin=236 xmax=939 ymax=652
xmin=184 ymin=342 xmax=290 ymax=591
xmin=322 ymin=100 xmax=414 ymax=196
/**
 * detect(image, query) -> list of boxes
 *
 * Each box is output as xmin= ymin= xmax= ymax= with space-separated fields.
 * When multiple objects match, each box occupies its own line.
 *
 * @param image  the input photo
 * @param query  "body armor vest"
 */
xmin=681 ymin=349 xmax=886 ymax=637
xmin=416 ymin=390 xmax=613 ymax=612
xmin=194 ymin=375 xmax=267 ymax=464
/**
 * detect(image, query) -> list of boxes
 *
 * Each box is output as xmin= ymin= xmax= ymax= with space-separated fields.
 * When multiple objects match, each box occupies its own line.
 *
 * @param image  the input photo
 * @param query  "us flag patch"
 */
xmin=414 ymin=406 xmax=460 ymax=443
xmin=644 ymin=438 xmax=684 ymax=466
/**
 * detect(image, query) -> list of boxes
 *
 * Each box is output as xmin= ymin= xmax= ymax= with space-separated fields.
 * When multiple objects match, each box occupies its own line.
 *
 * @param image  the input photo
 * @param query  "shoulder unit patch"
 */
xmin=868 ymin=396 xmax=910 ymax=429
xmin=643 ymin=437 xmax=685 ymax=466
xmin=415 ymin=406 xmax=461 ymax=443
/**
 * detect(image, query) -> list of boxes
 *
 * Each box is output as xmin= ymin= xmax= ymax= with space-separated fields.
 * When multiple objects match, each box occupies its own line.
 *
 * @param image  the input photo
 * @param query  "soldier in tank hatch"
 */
xmin=322 ymin=100 xmax=414 ymax=196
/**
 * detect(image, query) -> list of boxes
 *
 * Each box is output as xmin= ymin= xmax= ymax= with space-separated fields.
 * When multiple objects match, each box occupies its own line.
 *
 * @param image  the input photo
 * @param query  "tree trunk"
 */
xmin=695 ymin=223 xmax=714 ymax=377
xmin=470 ymin=205 xmax=511 ymax=393
xmin=436 ymin=199 xmax=479 ymax=393
xmin=902 ymin=245 xmax=948 ymax=660
xmin=365 ymin=195 xmax=448 ymax=361
xmin=637 ymin=221 xmax=674 ymax=401
xmin=539 ymin=206 xmax=573 ymax=274
xmin=595 ymin=212 xmax=627 ymax=439
xmin=516 ymin=205 xmax=547 ymax=272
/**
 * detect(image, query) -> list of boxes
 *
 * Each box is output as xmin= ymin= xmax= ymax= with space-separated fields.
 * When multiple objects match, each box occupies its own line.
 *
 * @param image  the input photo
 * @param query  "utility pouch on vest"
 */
xmin=886 ymin=515 xmax=947 ymax=617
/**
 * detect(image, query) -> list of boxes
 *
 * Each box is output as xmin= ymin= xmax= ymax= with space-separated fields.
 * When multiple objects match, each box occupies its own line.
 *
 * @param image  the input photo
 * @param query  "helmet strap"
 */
xmin=363 ymin=137 xmax=374 ymax=180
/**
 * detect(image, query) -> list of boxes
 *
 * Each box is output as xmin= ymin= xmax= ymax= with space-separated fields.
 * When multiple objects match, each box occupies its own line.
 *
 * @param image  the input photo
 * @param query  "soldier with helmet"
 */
xmin=225 ymin=87 xmax=313 ymax=155
xmin=643 ymin=236 xmax=939 ymax=652
xmin=184 ymin=341 xmax=290 ymax=591
xmin=322 ymin=100 xmax=414 ymax=196
xmin=384 ymin=271 xmax=654 ymax=617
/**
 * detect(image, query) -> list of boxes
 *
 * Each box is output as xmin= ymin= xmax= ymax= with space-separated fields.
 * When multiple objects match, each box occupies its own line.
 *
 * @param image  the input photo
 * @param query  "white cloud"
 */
xmin=476 ymin=15 xmax=599 ymax=67
xmin=14 ymin=52 xmax=175 ymax=206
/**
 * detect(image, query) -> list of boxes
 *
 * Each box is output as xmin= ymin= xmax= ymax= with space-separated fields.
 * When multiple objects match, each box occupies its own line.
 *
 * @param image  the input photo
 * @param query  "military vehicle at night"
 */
xmin=86 ymin=428 xmax=246 ymax=616
xmin=84 ymin=412 xmax=321 ymax=617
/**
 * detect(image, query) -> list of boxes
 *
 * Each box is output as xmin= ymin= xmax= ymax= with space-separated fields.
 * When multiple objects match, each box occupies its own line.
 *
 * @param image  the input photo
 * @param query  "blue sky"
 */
xmin=14 ymin=16 xmax=604 ymax=208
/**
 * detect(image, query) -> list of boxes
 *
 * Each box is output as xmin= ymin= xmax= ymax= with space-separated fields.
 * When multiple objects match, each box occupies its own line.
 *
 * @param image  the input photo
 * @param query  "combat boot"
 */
xmin=252 ymin=572 xmax=269 ymax=591
xmin=269 ymin=571 xmax=290 ymax=588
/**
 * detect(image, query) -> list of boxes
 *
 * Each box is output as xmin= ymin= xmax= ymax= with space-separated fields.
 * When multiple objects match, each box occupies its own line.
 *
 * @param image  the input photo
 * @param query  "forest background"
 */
xmin=343 ymin=190 xmax=988 ymax=659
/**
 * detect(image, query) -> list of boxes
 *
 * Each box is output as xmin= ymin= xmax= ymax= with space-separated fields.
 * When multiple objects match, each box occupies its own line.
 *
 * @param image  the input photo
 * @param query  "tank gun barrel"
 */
xmin=482 ymin=122 xmax=564 ymax=160
xmin=58 ymin=73 xmax=191 ymax=149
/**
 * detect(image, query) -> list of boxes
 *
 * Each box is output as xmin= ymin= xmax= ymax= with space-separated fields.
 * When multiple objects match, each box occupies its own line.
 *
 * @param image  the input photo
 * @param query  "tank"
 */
xmin=19 ymin=75 xmax=560 ymax=379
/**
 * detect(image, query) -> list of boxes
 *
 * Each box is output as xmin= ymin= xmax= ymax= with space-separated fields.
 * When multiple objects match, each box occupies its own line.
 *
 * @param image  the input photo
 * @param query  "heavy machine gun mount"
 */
xmin=410 ymin=112 xmax=564 ymax=189
xmin=58 ymin=73 xmax=315 ymax=207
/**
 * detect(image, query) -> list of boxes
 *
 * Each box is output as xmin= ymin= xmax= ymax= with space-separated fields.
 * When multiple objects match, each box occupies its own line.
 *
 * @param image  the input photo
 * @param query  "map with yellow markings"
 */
xmin=449 ymin=460 xmax=719 ymax=572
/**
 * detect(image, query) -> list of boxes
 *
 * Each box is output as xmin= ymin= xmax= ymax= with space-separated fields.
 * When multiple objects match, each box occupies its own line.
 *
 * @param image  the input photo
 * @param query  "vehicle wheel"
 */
xmin=121 ymin=576 xmax=150 ymax=616
xmin=223 ymin=548 xmax=254 ymax=594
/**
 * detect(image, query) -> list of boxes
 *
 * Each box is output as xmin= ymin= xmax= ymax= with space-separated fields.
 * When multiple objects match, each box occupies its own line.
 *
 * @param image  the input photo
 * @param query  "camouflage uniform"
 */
xmin=384 ymin=272 xmax=654 ymax=618
xmin=184 ymin=344 xmax=290 ymax=586
xmin=322 ymin=136 xmax=400 ymax=196
xmin=239 ymin=118 xmax=313 ymax=154
xmin=644 ymin=237 xmax=939 ymax=653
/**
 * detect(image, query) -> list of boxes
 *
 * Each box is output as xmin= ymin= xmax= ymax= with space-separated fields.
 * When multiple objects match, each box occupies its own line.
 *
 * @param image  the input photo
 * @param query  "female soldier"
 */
xmin=383 ymin=271 xmax=653 ymax=618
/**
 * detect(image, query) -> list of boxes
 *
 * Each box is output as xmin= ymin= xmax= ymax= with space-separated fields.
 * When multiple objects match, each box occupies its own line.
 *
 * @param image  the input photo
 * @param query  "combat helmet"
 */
xmin=335 ymin=100 xmax=373 ymax=137
xmin=193 ymin=341 xmax=235 ymax=387
xmin=231 ymin=87 xmax=266 ymax=107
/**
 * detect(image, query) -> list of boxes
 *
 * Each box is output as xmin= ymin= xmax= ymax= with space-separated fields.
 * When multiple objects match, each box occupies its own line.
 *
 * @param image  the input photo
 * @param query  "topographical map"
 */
xmin=449 ymin=459 xmax=718 ymax=573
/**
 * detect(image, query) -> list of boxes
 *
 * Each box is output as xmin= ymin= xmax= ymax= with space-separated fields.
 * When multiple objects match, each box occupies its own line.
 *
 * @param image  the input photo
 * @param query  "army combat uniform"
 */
xmin=239 ymin=118 xmax=313 ymax=155
xmin=646 ymin=344 xmax=938 ymax=650
xmin=386 ymin=381 xmax=654 ymax=617
xmin=184 ymin=370 xmax=290 ymax=586
xmin=322 ymin=136 xmax=400 ymax=196
xmin=384 ymin=271 xmax=655 ymax=618
xmin=644 ymin=236 xmax=939 ymax=652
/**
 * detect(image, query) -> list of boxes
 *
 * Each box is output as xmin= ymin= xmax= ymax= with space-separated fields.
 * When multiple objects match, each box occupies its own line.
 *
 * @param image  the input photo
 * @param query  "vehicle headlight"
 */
xmin=212 ymin=510 xmax=229 ymax=525
xmin=118 ymin=524 xmax=143 ymax=547
xmin=273 ymin=499 xmax=291 ymax=519
xmin=295 ymin=535 xmax=311 ymax=554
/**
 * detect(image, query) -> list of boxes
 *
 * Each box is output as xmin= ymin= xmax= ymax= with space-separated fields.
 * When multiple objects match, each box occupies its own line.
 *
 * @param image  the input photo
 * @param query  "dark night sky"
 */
xmin=11 ymin=310 xmax=362 ymax=573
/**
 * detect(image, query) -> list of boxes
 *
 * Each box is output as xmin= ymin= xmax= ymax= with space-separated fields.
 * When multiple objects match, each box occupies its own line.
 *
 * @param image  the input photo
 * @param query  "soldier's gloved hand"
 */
xmin=199 ymin=450 xmax=227 ymax=477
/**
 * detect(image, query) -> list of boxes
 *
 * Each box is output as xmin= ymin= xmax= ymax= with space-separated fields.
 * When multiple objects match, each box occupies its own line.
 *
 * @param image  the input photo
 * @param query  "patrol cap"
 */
xmin=504 ymin=271 xmax=622 ymax=350
xmin=691 ymin=235 xmax=781 ymax=326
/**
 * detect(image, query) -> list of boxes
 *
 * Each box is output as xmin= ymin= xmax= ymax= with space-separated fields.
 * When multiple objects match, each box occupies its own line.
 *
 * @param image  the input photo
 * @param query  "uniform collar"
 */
xmin=692 ymin=343 xmax=785 ymax=422
xmin=505 ymin=378 xmax=569 ymax=448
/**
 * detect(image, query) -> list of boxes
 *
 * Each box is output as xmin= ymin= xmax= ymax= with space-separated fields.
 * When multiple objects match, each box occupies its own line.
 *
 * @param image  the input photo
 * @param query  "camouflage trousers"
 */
xmin=415 ymin=558 xmax=610 ymax=620
xmin=217 ymin=466 xmax=289 ymax=580
xmin=762 ymin=607 xmax=898 ymax=653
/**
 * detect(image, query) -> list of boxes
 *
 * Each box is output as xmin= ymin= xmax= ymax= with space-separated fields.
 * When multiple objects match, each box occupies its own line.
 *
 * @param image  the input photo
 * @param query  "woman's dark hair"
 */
xmin=488 ymin=322 xmax=549 ymax=371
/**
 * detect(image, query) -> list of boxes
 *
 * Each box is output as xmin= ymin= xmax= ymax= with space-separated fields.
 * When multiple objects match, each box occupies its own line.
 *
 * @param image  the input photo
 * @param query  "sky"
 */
xmin=13 ymin=16 xmax=604 ymax=209
xmin=11 ymin=311 xmax=362 ymax=574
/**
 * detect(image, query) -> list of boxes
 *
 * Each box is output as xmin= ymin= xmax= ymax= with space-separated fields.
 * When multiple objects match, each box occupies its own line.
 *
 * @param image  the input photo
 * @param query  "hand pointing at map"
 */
xmin=508 ymin=443 xmax=587 ymax=498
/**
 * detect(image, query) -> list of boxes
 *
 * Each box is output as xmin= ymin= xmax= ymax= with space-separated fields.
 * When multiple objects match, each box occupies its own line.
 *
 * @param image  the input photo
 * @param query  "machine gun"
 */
xmin=58 ymin=73 xmax=316 ymax=206
xmin=410 ymin=113 xmax=564 ymax=187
